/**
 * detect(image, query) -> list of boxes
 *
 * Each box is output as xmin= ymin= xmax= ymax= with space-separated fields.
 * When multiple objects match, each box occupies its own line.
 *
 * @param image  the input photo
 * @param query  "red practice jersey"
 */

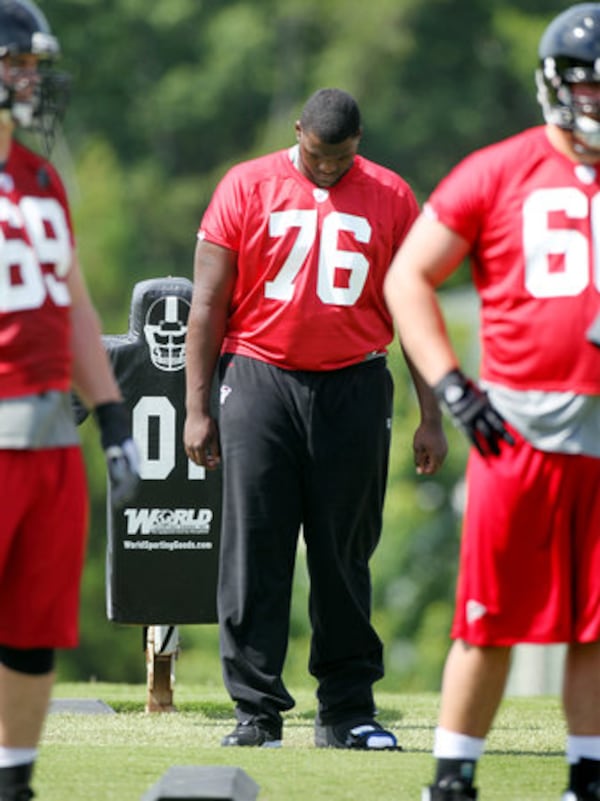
xmin=199 ymin=149 xmax=418 ymax=371
xmin=427 ymin=126 xmax=600 ymax=395
xmin=0 ymin=140 xmax=74 ymax=399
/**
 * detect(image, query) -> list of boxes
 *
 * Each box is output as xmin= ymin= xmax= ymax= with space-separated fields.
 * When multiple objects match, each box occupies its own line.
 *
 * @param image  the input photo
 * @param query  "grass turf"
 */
xmin=37 ymin=683 xmax=567 ymax=800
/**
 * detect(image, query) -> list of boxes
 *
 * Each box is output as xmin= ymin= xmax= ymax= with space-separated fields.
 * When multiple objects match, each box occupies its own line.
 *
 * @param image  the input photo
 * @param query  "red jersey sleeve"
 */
xmin=198 ymin=164 xmax=247 ymax=251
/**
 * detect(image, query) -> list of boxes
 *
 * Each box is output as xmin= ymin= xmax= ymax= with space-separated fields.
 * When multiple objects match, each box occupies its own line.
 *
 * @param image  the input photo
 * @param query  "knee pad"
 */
xmin=0 ymin=645 xmax=55 ymax=675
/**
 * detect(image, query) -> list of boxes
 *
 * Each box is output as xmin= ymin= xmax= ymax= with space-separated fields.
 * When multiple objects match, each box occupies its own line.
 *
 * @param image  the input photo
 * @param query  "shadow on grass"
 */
xmin=108 ymin=700 xmax=233 ymax=717
xmin=485 ymin=748 xmax=564 ymax=757
xmin=292 ymin=705 xmax=408 ymax=722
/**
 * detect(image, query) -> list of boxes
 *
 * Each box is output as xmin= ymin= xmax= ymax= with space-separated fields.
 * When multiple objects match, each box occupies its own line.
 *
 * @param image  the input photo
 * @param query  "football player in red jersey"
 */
xmin=0 ymin=2 xmax=138 ymax=799
xmin=184 ymin=88 xmax=447 ymax=750
xmin=384 ymin=4 xmax=600 ymax=800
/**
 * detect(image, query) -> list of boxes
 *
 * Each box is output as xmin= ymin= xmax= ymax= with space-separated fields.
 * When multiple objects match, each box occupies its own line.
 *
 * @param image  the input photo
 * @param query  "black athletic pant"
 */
xmin=217 ymin=353 xmax=393 ymax=728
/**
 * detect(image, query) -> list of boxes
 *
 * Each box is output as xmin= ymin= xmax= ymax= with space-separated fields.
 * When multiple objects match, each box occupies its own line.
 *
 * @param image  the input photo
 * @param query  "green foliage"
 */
xmin=40 ymin=0 xmax=562 ymax=686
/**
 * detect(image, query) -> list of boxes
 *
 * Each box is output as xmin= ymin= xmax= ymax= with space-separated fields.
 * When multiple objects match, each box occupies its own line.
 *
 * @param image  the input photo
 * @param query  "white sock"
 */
xmin=434 ymin=726 xmax=486 ymax=760
xmin=0 ymin=747 xmax=37 ymax=768
xmin=566 ymin=735 xmax=600 ymax=765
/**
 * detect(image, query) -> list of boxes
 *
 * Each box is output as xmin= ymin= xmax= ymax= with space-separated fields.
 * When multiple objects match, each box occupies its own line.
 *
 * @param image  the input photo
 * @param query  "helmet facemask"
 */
xmin=31 ymin=61 xmax=70 ymax=154
xmin=0 ymin=56 xmax=70 ymax=152
xmin=536 ymin=57 xmax=600 ymax=151
xmin=570 ymin=82 xmax=600 ymax=149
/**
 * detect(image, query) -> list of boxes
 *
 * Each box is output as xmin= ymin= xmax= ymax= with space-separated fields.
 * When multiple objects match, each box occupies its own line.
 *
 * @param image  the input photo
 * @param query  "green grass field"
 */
xmin=36 ymin=683 xmax=569 ymax=800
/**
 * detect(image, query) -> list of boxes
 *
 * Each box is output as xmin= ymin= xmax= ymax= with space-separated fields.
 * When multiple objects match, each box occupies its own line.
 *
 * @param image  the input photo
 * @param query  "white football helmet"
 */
xmin=143 ymin=295 xmax=190 ymax=372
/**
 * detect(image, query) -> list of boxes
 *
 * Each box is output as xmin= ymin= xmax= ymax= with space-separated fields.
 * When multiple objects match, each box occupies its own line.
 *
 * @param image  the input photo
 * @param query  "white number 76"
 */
xmin=264 ymin=209 xmax=372 ymax=306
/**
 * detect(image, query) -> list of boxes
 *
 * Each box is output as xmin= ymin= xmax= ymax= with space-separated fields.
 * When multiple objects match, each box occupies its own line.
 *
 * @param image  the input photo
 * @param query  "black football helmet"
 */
xmin=536 ymin=3 xmax=600 ymax=150
xmin=0 ymin=0 xmax=70 ymax=151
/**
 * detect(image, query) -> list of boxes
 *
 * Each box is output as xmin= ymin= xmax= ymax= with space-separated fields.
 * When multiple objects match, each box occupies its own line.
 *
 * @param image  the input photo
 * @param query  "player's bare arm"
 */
xmin=184 ymin=239 xmax=236 ymax=469
xmin=402 ymin=348 xmax=448 ymax=475
xmin=385 ymin=214 xmax=513 ymax=457
xmin=68 ymin=254 xmax=140 ymax=505
xmin=384 ymin=214 xmax=468 ymax=386
xmin=68 ymin=253 xmax=122 ymax=408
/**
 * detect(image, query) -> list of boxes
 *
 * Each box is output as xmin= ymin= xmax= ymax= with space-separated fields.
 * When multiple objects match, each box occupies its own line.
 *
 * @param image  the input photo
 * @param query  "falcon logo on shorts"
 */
xmin=220 ymin=384 xmax=232 ymax=406
xmin=466 ymin=599 xmax=487 ymax=623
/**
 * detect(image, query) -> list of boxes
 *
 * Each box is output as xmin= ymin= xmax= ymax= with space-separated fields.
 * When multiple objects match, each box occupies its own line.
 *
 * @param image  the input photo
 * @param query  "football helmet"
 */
xmin=0 ymin=0 xmax=70 ymax=150
xmin=143 ymin=294 xmax=191 ymax=372
xmin=536 ymin=3 xmax=600 ymax=150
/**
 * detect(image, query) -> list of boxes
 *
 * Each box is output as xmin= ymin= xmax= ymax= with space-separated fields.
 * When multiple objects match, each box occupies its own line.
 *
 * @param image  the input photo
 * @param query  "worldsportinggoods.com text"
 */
xmin=123 ymin=539 xmax=213 ymax=552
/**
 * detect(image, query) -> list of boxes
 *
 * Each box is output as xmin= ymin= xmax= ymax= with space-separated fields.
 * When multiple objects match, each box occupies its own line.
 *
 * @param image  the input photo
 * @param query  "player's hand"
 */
xmin=183 ymin=411 xmax=221 ymax=470
xmin=433 ymin=369 xmax=515 ymax=457
xmin=412 ymin=419 xmax=448 ymax=475
xmin=94 ymin=401 xmax=140 ymax=507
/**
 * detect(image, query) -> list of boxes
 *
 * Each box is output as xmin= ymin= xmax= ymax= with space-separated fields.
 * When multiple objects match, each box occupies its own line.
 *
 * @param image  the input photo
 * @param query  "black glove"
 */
xmin=434 ymin=369 xmax=515 ymax=457
xmin=70 ymin=391 xmax=90 ymax=426
xmin=94 ymin=401 xmax=140 ymax=507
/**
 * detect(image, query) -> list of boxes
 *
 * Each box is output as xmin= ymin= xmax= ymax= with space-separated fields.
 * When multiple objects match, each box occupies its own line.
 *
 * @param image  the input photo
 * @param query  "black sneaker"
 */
xmin=562 ymin=787 xmax=600 ymax=801
xmin=563 ymin=759 xmax=600 ymax=800
xmin=0 ymin=764 xmax=35 ymax=801
xmin=315 ymin=718 xmax=400 ymax=750
xmin=422 ymin=781 xmax=478 ymax=800
xmin=221 ymin=719 xmax=282 ymax=748
xmin=0 ymin=791 xmax=34 ymax=801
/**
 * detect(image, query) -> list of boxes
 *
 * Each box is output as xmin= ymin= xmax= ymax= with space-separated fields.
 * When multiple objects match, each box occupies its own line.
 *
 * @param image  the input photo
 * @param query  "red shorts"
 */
xmin=0 ymin=448 xmax=88 ymax=648
xmin=452 ymin=432 xmax=600 ymax=646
